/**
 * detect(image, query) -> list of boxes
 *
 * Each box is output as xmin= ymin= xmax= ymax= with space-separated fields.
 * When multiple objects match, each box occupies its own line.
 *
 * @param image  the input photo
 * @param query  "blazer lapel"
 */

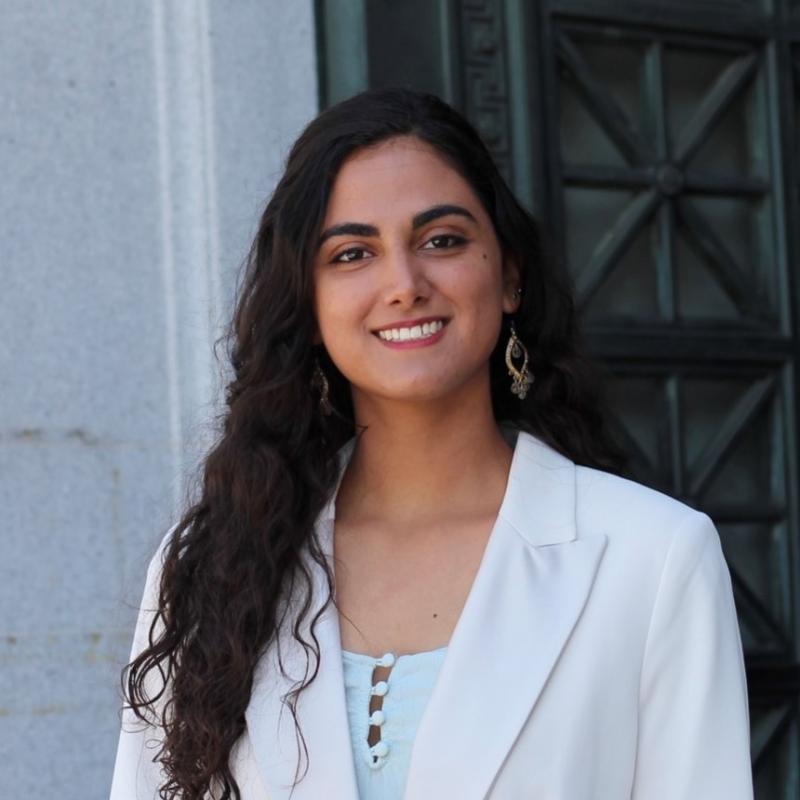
xmin=403 ymin=430 xmax=608 ymax=800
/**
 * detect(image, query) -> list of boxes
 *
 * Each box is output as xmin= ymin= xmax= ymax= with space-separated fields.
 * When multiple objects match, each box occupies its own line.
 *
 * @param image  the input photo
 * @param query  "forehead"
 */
xmin=322 ymin=136 xmax=485 ymax=224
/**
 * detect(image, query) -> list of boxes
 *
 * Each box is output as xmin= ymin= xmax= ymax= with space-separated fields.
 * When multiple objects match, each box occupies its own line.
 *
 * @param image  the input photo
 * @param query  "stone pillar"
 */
xmin=0 ymin=1 xmax=318 ymax=795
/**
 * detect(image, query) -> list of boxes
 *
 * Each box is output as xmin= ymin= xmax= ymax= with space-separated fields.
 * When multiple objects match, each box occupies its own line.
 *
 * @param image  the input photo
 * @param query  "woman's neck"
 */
xmin=335 ymin=389 xmax=514 ymax=532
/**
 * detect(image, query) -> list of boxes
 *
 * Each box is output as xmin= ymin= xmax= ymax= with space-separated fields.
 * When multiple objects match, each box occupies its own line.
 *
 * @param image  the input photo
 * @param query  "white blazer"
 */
xmin=110 ymin=428 xmax=753 ymax=799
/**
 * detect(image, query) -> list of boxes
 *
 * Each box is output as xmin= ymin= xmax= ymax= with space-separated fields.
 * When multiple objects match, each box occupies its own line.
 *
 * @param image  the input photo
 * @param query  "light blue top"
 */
xmin=341 ymin=645 xmax=448 ymax=800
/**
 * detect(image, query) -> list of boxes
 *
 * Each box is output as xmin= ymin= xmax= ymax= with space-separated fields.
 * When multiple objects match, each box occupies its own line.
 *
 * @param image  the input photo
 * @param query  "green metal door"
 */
xmin=317 ymin=1 xmax=800 ymax=794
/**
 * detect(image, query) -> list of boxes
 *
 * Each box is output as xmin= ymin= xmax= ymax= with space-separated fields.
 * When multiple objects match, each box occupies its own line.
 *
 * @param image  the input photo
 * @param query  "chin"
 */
xmin=380 ymin=378 xmax=470 ymax=403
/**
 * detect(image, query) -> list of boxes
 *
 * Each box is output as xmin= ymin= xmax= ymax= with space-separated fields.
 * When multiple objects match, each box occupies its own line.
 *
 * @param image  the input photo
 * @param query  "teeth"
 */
xmin=377 ymin=319 xmax=444 ymax=342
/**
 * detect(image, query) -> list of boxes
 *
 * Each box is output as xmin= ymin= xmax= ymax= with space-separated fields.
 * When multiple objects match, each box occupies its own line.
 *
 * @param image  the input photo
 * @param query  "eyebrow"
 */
xmin=317 ymin=203 xmax=478 ymax=247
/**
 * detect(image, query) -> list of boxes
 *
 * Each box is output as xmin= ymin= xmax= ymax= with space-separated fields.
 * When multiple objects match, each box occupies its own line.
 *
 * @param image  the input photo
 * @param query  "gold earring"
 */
xmin=311 ymin=359 xmax=333 ymax=415
xmin=505 ymin=320 xmax=534 ymax=400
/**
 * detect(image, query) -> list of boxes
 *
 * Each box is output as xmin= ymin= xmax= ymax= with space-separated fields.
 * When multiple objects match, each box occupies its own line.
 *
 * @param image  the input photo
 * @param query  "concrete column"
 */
xmin=0 ymin=2 xmax=318 ymax=796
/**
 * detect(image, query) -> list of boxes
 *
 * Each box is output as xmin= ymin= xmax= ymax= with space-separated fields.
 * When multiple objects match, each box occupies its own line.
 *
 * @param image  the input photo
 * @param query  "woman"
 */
xmin=111 ymin=88 xmax=752 ymax=800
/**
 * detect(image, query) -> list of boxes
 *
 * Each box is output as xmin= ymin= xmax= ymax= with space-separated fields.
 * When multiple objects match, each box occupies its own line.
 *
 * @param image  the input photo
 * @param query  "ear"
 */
xmin=501 ymin=253 xmax=522 ymax=315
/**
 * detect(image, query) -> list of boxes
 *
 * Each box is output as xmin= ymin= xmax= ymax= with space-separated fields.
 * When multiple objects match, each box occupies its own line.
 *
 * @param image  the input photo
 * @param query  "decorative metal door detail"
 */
xmin=459 ymin=0 xmax=514 ymax=181
xmin=555 ymin=31 xmax=781 ymax=327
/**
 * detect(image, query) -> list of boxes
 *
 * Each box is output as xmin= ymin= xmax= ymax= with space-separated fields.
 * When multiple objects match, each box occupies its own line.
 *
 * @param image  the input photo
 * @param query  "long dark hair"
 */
xmin=123 ymin=86 xmax=624 ymax=799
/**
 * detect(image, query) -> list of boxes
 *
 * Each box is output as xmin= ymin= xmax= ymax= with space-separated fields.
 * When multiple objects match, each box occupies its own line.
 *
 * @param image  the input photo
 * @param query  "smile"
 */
xmin=375 ymin=319 xmax=446 ymax=342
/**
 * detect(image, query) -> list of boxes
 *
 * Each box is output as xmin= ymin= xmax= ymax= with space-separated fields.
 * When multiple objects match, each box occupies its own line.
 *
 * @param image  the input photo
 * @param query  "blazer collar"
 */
xmin=245 ymin=427 xmax=608 ymax=799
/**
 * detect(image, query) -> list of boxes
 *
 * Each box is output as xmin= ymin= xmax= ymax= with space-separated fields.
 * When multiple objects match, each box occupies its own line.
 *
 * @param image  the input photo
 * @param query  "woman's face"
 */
xmin=312 ymin=135 xmax=520 ymax=406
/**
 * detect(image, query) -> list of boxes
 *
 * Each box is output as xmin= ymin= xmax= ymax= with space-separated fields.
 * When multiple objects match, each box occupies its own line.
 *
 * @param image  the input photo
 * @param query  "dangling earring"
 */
xmin=505 ymin=319 xmax=534 ymax=400
xmin=311 ymin=359 xmax=333 ymax=415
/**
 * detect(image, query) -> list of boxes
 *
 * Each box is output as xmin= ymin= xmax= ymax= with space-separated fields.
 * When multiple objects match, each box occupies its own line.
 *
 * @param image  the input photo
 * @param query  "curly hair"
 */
xmin=122 ymin=86 xmax=625 ymax=799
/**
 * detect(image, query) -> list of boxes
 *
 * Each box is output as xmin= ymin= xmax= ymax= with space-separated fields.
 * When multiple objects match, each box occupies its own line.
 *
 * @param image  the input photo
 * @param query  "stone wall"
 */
xmin=0 ymin=2 xmax=318 ymax=795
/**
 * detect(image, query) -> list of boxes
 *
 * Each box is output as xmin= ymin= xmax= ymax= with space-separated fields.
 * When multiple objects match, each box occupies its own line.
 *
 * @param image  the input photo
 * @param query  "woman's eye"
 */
xmin=422 ymin=234 xmax=466 ymax=250
xmin=332 ymin=247 xmax=369 ymax=264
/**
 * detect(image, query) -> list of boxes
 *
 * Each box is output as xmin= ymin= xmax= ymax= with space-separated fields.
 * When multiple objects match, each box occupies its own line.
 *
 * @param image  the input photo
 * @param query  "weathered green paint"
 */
xmin=315 ymin=0 xmax=368 ymax=107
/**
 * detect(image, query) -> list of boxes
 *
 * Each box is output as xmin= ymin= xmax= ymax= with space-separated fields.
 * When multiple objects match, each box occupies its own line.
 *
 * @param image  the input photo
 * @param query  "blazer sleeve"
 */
xmin=109 ymin=531 xmax=174 ymax=800
xmin=631 ymin=511 xmax=753 ymax=799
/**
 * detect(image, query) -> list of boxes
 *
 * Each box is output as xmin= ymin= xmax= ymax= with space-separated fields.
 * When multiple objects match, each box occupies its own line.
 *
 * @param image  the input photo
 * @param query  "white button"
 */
xmin=370 ymin=680 xmax=389 ymax=697
xmin=376 ymin=652 xmax=396 ymax=668
xmin=371 ymin=740 xmax=390 ymax=758
xmin=369 ymin=709 xmax=386 ymax=726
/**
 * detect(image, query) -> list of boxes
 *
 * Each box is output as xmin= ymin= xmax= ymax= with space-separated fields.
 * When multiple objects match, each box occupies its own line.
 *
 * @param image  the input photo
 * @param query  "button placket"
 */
xmin=366 ymin=651 xmax=396 ymax=768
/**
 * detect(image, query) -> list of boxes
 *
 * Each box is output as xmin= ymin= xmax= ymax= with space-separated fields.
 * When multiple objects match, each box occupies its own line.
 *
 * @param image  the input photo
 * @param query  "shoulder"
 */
xmin=574 ymin=464 xmax=723 ymax=582
xmin=575 ymin=464 xmax=695 ymax=532
xmin=511 ymin=430 xmax=718 ymax=562
xmin=147 ymin=522 xmax=180 ymax=576
xmin=575 ymin=464 xmax=709 ymax=537
xmin=567 ymin=465 xmax=736 ymax=657
xmin=136 ymin=522 xmax=182 ymax=614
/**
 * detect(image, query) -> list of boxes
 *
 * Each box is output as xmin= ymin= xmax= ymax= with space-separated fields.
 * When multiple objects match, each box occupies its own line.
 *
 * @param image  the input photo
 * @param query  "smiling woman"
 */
xmin=110 ymin=88 xmax=752 ymax=800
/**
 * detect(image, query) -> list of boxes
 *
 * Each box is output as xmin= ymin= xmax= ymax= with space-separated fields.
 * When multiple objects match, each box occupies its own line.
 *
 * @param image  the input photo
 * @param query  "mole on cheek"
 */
xmin=482 ymin=253 xmax=487 ymax=259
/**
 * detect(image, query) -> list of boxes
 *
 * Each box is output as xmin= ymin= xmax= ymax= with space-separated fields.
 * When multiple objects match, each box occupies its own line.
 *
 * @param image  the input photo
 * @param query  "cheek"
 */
xmin=314 ymin=273 xmax=345 ymax=319
xmin=314 ymin=275 xmax=372 ymax=339
xmin=447 ymin=253 xmax=505 ymax=304
xmin=313 ymin=278 xmax=340 ymax=342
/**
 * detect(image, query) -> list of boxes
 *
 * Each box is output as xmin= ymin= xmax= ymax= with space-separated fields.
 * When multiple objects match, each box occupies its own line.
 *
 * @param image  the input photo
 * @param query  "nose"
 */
xmin=381 ymin=245 xmax=431 ymax=308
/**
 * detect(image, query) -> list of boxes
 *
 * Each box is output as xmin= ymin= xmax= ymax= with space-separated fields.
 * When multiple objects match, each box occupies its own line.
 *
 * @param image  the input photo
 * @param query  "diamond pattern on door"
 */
xmin=555 ymin=27 xmax=782 ymax=327
xmin=604 ymin=367 xmax=792 ymax=651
